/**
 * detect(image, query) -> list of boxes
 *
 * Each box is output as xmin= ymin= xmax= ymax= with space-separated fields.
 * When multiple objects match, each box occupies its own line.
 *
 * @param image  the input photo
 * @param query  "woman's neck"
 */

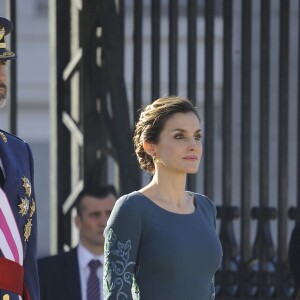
xmin=141 ymin=171 xmax=188 ymax=207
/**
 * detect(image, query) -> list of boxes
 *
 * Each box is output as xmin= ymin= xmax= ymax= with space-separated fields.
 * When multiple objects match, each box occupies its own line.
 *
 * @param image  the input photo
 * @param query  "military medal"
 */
xmin=24 ymin=219 xmax=32 ymax=241
xmin=18 ymin=197 xmax=29 ymax=216
xmin=0 ymin=132 xmax=7 ymax=143
xmin=30 ymin=199 xmax=36 ymax=217
xmin=3 ymin=294 xmax=10 ymax=300
xmin=22 ymin=176 xmax=31 ymax=197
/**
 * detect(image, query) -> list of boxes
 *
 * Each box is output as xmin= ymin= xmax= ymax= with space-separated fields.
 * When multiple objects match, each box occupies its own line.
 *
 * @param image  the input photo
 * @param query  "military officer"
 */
xmin=0 ymin=17 xmax=39 ymax=300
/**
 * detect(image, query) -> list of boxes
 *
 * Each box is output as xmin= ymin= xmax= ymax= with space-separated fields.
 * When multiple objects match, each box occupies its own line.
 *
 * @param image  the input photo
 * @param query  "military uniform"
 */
xmin=0 ymin=17 xmax=39 ymax=300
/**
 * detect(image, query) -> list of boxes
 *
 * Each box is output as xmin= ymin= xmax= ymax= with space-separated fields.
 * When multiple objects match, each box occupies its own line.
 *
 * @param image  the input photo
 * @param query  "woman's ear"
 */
xmin=143 ymin=141 xmax=155 ymax=156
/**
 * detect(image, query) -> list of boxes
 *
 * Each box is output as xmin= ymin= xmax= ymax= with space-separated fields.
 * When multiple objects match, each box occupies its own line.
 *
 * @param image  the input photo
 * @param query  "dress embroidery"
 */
xmin=210 ymin=276 xmax=215 ymax=300
xmin=104 ymin=228 xmax=138 ymax=299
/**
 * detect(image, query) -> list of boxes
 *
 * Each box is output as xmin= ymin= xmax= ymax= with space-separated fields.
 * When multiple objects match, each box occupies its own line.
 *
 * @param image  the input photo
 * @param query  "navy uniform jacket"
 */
xmin=0 ymin=129 xmax=39 ymax=300
xmin=38 ymin=248 xmax=81 ymax=300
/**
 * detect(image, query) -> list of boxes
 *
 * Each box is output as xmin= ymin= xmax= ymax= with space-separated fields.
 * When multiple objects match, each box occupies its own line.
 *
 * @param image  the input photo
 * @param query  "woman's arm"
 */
xmin=103 ymin=195 xmax=141 ymax=300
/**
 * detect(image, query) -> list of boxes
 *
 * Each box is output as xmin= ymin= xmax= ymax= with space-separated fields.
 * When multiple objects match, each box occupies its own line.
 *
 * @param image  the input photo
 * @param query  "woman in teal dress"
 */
xmin=103 ymin=96 xmax=223 ymax=300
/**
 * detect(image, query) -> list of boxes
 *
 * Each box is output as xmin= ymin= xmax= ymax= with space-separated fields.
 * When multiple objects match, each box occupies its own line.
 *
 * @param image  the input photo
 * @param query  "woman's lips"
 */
xmin=183 ymin=155 xmax=198 ymax=160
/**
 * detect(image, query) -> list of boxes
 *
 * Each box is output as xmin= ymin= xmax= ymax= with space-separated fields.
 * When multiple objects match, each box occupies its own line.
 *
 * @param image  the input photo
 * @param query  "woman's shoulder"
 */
xmin=116 ymin=191 xmax=144 ymax=205
xmin=189 ymin=192 xmax=217 ymax=216
xmin=105 ymin=192 xmax=143 ymax=229
xmin=112 ymin=191 xmax=144 ymax=213
xmin=190 ymin=192 xmax=213 ymax=205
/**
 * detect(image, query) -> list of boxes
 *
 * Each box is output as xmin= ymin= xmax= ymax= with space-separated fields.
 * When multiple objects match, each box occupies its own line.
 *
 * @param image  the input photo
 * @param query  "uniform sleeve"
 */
xmin=23 ymin=143 xmax=40 ymax=300
xmin=103 ymin=195 xmax=142 ymax=300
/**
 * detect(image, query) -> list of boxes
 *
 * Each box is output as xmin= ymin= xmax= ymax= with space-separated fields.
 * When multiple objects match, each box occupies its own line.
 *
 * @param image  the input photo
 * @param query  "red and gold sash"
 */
xmin=0 ymin=188 xmax=24 ymax=299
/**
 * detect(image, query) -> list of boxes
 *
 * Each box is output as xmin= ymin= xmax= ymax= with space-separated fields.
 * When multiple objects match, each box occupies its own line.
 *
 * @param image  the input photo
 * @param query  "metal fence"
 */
xmin=51 ymin=0 xmax=300 ymax=298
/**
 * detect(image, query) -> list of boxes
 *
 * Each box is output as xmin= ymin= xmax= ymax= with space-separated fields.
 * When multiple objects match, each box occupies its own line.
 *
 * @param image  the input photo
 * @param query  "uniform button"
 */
xmin=3 ymin=294 xmax=10 ymax=300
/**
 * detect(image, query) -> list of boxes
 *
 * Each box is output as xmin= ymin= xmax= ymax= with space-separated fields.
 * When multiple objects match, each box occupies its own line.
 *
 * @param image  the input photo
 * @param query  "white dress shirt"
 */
xmin=77 ymin=243 xmax=104 ymax=300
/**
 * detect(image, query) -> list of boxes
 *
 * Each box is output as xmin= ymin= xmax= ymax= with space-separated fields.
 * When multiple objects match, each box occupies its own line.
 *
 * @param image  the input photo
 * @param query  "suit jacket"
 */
xmin=0 ymin=129 xmax=39 ymax=300
xmin=38 ymin=248 xmax=81 ymax=300
xmin=289 ymin=222 xmax=300 ymax=290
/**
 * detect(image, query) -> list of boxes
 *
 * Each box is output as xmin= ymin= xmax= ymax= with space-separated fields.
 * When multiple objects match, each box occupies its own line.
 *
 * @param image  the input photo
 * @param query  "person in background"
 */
xmin=103 ymin=96 xmax=223 ymax=300
xmin=0 ymin=16 xmax=39 ymax=300
xmin=38 ymin=185 xmax=117 ymax=300
xmin=289 ymin=221 xmax=300 ymax=300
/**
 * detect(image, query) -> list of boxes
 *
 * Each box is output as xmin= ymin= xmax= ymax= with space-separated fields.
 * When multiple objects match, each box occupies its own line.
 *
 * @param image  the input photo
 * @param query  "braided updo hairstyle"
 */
xmin=133 ymin=96 xmax=200 ymax=174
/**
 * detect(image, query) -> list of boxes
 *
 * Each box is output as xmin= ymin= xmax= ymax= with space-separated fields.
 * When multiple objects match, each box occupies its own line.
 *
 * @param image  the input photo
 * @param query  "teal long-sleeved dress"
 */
xmin=103 ymin=191 xmax=223 ymax=300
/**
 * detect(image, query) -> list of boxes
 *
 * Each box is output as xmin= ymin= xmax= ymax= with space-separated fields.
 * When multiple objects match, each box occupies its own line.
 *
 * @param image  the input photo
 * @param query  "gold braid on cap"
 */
xmin=2 ymin=51 xmax=13 ymax=56
xmin=0 ymin=26 xmax=5 ymax=41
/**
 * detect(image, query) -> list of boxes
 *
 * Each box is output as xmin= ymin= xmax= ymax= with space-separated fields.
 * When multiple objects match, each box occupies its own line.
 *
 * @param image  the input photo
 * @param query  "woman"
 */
xmin=103 ymin=96 xmax=223 ymax=299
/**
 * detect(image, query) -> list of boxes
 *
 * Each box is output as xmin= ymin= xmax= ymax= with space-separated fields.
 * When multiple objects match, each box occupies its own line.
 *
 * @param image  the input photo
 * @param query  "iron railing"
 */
xmin=51 ymin=1 xmax=300 ymax=298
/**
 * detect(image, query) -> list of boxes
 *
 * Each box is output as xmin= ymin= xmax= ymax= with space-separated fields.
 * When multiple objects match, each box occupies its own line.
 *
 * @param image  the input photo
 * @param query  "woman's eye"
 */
xmin=175 ymin=134 xmax=184 ymax=139
xmin=195 ymin=134 xmax=202 ymax=140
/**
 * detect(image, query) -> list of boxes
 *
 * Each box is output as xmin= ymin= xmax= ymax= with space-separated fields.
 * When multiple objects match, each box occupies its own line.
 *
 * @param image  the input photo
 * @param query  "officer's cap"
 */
xmin=0 ymin=17 xmax=16 ymax=61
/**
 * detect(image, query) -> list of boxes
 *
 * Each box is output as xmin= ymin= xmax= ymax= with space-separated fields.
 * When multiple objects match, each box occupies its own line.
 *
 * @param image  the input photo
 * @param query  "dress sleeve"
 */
xmin=208 ymin=198 xmax=218 ymax=300
xmin=199 ymin=194 xmax=219 ymax=300
xmin=103 ymin=194 xmax=142 ymax=300
xmin=210 ymin=276 xmax=216 ymax=300
xmin=198 ymin=194 xmax=217 ymax=228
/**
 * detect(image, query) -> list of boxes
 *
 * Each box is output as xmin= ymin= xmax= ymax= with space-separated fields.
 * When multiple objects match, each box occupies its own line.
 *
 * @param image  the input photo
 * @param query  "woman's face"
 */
xmin=154 ymin=112 xmax=202 ymax=174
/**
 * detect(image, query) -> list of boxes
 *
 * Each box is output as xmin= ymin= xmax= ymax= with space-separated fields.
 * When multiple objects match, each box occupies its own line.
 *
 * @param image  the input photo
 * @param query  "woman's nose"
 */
xmin=187 ymin=138 xmax=200 ymax=150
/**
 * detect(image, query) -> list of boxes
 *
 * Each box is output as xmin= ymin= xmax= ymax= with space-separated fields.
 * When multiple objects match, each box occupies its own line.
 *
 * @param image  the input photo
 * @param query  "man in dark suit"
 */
xmin=289 ymin=221 xmax=300 ymax=299
xmin=0 ymin=17 xmax=39 ymax=300
xmin=38 ymin=185 xmax=117 ymax=300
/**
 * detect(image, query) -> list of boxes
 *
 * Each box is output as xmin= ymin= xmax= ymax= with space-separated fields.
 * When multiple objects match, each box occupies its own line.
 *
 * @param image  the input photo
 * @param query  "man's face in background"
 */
xmin=0 ymin=61 xmax=7 ymax=108
xmin=75 ymin=193 xmax=116 ymax=253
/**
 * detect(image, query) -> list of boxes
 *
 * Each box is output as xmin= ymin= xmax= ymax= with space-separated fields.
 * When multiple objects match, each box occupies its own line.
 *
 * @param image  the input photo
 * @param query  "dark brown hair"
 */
xmin=74 ymin=185 xmax=117 ymax=216
xmin=133 ymin=96 xmax=200 ymax=174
